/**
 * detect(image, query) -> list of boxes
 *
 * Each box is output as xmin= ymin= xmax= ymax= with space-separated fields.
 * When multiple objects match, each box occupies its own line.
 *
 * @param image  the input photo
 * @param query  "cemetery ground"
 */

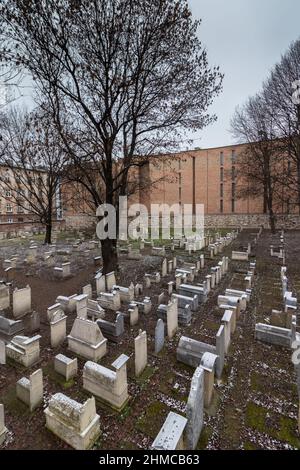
xmin=0 ymin=229 xmax=299 ymax=450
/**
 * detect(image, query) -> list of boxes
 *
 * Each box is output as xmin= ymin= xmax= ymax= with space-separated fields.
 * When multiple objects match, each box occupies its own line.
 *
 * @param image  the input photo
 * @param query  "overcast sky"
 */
xmin=188 ymin=0 xmax=300 ymax=149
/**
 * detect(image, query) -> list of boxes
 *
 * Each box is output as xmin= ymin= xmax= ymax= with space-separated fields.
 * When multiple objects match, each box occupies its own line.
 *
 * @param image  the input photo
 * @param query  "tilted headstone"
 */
xmin=0 ymin=340 xmax=6 ymax=365
xmin=186 ymin=366 xmax=204 ymax=450
xmin=151 ymin=412 xmax=187 ymax=450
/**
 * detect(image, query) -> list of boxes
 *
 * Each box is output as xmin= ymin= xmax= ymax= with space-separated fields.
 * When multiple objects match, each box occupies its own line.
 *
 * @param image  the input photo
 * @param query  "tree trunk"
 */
xmin=101 ymin=238 xmax=118 ymax=274
xmin=44 ymin=222 xmax=52 ymax=244
xmin=269 ymin=207 xmax=276 ymax=234
xmin=44 ymin=205 xmax=52 ymax=244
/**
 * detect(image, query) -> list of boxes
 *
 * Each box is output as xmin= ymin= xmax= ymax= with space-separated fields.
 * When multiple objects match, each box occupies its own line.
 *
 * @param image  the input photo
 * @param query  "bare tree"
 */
xmin=0 ymin=0 xmax=223 ymax=272
xmin=0 ymin=106 xmax=66 ymax=244
xmin=231 ymin=93 xmax=284 ymax=233
xmin=263 ymin=39 xmax=300 ymax=212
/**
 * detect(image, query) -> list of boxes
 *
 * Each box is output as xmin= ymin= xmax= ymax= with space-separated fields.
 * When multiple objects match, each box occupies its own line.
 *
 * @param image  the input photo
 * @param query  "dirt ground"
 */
xmin=0 ymin=229 xmax=299 ymax=450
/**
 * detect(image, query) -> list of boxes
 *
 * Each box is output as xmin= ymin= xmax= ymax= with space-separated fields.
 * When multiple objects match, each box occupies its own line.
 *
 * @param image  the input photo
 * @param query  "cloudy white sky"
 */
xmin=2 ymin=0 xmax=300 ymax=151
xmin=188 ymin=0 xmax=300 ymax=149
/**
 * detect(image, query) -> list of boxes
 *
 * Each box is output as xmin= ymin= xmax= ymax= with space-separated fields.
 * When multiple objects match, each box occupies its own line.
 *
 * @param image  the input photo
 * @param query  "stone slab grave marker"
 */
xmin=45 ymin=393 xmax=100 ymax=450
xmin=186 ymin=365 xmax=204 ymax=450
xmin=50 ymin=310 xmax=67 ymax=348
xmin=0 ymin=340 xmax=5 ymax=365
xmin=106 ymin=271 xmax=116 ymax=291
xmin=95 ymin=272 xmax=106 ymax=295
xmin=68 ymin=317 xmax=107 ymax=361
xmin=0 ymin=285 xmax=9 ymax=310
xmin=151 ymin=411 xmax=187 ymax=450
xmin=97 ymin=312 xmax=124 ymax=343
xmin=135 ymin=330 xmax=147 ymax=377
xmin=12 ymin=285 xmax=31 ymax=319
xmin=177 ymin=325 xmax=225 ymax=379
xmin=0 ymin=404 xmax=7 ymax=445
xmin=54 ymin=354 xmax=78 ymax=381
xmin=16 ymin=368 xmax=43 ymax=411
xmin=200 ymin=352 xmax=218 ymax=408
xmin=82 ymin=284 xmax=93 ymax=300
xmin=74 ymin=294 xmax=88 ymax=319
xmin=161 ymin=258 xmax=168 ymax=277
xmin=83 ymin=354 xmax=129 ymax=411
xmin=155 ymin=319 xmax=165 ymax=354
xmin=6 ymin=334 xmax=41 ymax=368
xmin=0 ymin=317 xmax=24 ymax=342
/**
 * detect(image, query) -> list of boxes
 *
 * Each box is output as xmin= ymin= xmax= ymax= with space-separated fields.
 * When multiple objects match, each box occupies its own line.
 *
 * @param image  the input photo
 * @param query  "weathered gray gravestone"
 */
xmin=155 ymin=319 xmax=165 ymax=354
xmin=0 ymin=340 xmax=5 ymax=365
xmin=185 ymin=365 xmax=204 ymax=450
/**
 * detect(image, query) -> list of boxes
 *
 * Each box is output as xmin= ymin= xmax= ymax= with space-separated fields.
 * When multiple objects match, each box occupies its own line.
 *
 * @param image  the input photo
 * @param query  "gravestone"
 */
xmin=95 ymin=272 xmax=106 ymax=295
xmin=106 ymin=271 xmax=116 ymax=291
xmin=82 ymin=284 xmax=92 ymax=300
xmin=68 ymin=318 xmax=107 ymax=361
xmin=0 ymin=340 xmax=6 ymax=365
xmin=83 ymin=354 xmax=129 ymax=411
xmin=155 ymin=319 xmax=165 ymax=354
xmin=186 ymin=366 xmax=204 ymax=449
xmin=0 ymin=404 xmax=7 ymax=445
xmin=0 ymin=285 xmax=9 ymax=310
xmin=45 ymin=394 xmax=100 ymax=450
xmin=50 ymin=310 xmax=67 ymax=348
xmin=12 ymin=286 xmax=31 ymax=319
xmin=6 ymin=335 xmax=41 ymax=367
xmin=151 ymin=411 xmax=187 ymax=450
xmin=16 ymin=368 xmax=43 ymax=411
xmin=166 ymin=299 xmax=178 ymax=339
xmin=54 ymin=354 xmax=78 ymax=381
xmin=134 ymin=330 xmax=147 ymax=377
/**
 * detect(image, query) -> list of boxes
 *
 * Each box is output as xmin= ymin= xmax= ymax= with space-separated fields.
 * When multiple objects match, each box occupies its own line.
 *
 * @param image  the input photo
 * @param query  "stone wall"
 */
xmin=64 ymin=215 xmax=96 ymax=230
xmin=204 ymin=213 xmax=300 ymax=229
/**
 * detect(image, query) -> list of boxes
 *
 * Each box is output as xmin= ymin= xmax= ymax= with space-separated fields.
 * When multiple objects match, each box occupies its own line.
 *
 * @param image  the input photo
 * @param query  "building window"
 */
xmin=6 ymin=204 xmax=13 ymax=213
xmin=231 ymin=199 xmax=235 ymax=213
xmin=220 ymin=167 xmax=224 ymax=182
xmin=232 ymin=182 xmax=235 ymax=198
xmin=220 ymin=183 xmax=223 ymax=198
xmin=220 ymin=199 xmax=223 ymax=213
xmin=17 ymin=205 xmax=24 ymax=213
xmin=220 ymin=151 xmax=224 ymax=166
xmin=5 ymin=189 xmax=11 ymax=198
xmin=231 ymin=166 xmax=235 ymax=180
xmin=287 ymin=199 xmax=290 ymax=214
xmin=231 ymin=149 xmax=236 ymax=163
xmin=7 ymin=218 xmax=13 ymax=224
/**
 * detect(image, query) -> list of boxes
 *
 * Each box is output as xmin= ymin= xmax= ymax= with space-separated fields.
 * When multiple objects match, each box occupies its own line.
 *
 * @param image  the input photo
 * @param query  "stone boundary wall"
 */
xmin=64 ymin=213 xmax=300 ymax=231
xmin=204 ymin=214 xmax=300 ymax=229
xmin=0 ymin=220 xmax=65 ymax=239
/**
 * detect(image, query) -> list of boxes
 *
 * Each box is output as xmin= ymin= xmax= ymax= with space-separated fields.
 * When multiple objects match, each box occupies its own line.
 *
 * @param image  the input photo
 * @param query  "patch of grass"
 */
xmin=245 ymin=402 xmax=268 ymax=434
xmin=243 ymin=440 xmax=260 ymax=450
xmin=276 ymin=415 xmax=300 ymax=449
xmin=0 ymin=385 xmax=31 ymax=417
xmin=196 ymin=425 xmax=213 ymax=450
xmin=136 ymin=400 xmax=169 ymax=439
xmin=135 ymin=366 xmax=157 ymax=388
xmin=118 ymin=404 xmax=132 ymax=422
xmin=42 ymin=364 xmax=75 ymax=389
xmin=245 ymin=402 xmax=300 ymax=448
xmin=203 ymin=320 xmax=220 ymax=332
